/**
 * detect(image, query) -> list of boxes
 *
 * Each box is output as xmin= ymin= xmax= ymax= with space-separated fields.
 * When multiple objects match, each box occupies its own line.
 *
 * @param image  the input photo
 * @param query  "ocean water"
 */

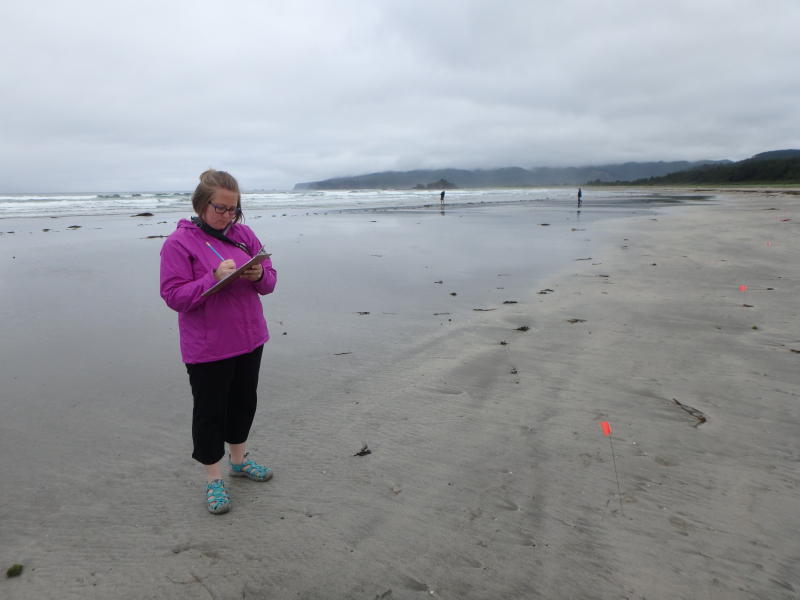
xmin=0 ymin=187 xmax=669 ymax=219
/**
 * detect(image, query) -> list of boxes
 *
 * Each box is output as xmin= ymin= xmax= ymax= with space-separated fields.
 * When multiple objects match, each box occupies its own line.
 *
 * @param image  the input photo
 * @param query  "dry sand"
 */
xmin=1 ymin=190 xmax=799 ymax=599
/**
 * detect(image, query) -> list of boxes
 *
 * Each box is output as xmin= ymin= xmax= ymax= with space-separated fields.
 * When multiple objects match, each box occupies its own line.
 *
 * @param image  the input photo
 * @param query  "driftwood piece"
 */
xmin=673 ymin=398 xmax=707 ymax=425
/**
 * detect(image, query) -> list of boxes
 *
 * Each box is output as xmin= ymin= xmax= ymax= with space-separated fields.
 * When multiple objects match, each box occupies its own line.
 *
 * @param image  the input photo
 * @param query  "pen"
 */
xmin=206 ymin=242 xmax=225 ymax=262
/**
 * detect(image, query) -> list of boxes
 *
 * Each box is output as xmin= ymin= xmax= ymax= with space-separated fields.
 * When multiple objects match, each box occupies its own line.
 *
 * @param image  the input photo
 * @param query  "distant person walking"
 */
xmin=577 ymin=188 xmax=582 ymax=207
xmin=440 ymin=190 xmax=445 ymax=206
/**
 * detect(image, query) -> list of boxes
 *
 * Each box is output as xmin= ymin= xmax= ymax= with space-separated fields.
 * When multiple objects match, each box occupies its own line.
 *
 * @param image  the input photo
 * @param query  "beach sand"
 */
xmin=1 ymin=190 xmax=799 ymax=599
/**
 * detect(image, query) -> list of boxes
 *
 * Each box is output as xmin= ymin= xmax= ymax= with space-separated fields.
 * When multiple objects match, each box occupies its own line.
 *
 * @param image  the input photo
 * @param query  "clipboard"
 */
xmin=201 ymin=247 xmax=271 ymax=298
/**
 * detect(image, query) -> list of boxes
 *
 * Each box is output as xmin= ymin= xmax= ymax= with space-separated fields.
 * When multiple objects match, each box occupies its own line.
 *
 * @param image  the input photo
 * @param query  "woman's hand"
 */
xmin=214 ymin=259 xmax=237 ymax=282
xmin=241 ymin=263 xmax=263 ymax=282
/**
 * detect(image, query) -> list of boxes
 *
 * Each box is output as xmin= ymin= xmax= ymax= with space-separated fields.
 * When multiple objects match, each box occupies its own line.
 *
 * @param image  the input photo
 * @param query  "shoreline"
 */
xmin=1 ymin=190 xmax=798 ymax=598
xmin=0 ymin=188 xmax=707 ymax=221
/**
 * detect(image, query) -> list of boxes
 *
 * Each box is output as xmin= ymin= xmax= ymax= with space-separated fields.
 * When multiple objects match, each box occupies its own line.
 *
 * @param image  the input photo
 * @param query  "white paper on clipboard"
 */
xmin=201 ymin=247 xmax=271 ymax=298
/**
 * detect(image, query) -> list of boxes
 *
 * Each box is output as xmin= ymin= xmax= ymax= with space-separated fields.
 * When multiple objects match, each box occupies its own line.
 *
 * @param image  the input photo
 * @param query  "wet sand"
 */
xmin=1 ymin=190 xmax=799 ymax=599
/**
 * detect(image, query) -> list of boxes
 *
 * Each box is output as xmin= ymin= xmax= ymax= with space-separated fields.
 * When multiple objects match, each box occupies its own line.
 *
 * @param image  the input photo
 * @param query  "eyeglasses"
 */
xmin=209 ymin=202 xmax=241 ymax=216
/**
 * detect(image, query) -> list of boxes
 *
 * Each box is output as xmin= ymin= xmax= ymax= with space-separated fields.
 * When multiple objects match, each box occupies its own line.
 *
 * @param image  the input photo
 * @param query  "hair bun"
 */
xmin=199 ymin=168 xmax=216 ymax=182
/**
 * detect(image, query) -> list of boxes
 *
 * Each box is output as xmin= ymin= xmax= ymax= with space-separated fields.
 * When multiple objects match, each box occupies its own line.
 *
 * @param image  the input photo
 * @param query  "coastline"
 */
xmin=1 ymin=190 xmax=799 ymax=598
xmin=0 ymin=187 xmax=699 ymax=220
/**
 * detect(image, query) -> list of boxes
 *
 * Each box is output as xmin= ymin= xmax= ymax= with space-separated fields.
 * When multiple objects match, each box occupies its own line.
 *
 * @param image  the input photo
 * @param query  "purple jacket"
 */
xmin=160 ymin=218 xmax=277 ymax=364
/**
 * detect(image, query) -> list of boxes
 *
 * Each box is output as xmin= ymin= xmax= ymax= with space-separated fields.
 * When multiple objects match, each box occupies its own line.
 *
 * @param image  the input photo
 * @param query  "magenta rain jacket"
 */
xmin=160 ymin=218 xmax=277 ymax=364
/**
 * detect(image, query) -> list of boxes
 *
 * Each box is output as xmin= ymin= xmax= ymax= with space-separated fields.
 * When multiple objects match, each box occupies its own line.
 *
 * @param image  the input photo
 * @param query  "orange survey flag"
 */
xmin=740 ymin=285 xmax=746 ymax=292
xmin=601 ymin=421 xmax=611 ymax=436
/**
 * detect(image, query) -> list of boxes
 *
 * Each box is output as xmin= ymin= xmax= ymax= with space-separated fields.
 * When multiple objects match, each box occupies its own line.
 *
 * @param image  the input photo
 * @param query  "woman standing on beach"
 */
xmin=160 ymin=169 xmax=277 ymax=515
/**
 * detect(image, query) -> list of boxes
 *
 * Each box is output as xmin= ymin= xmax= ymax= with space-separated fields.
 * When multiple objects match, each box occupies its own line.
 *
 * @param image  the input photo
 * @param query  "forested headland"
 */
xmin=592 ymin=150 xmax=800 ymax=186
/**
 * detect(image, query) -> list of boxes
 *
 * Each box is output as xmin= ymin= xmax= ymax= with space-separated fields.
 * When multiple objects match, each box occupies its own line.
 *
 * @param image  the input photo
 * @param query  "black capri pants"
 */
xmin=185 ymin=345 xmax=264 ymax=465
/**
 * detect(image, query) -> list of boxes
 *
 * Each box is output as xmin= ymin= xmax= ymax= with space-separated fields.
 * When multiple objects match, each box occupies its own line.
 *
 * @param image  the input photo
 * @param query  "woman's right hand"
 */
xmin=214 ymin=259 xmax=236 ymax=282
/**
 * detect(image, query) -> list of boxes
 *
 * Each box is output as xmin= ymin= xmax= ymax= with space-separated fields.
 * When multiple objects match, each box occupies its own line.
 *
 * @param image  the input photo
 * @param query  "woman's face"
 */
xmin=202 ymin=188 xmax=239 ymax=230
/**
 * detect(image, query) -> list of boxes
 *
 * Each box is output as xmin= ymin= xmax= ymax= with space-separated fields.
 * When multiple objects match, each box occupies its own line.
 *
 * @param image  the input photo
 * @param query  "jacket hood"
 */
xmin=176 ymin=217 xmax=235 ymax=235
xmin=177 ymin=217 xmax=199 ymax=230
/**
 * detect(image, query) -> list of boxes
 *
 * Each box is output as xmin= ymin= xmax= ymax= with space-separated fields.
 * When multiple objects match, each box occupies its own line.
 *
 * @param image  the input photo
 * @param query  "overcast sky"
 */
xmin=2 ymin=0 xmax=798 ymax=192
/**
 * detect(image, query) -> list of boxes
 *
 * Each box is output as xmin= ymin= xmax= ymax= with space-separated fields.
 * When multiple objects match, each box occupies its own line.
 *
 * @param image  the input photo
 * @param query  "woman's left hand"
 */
xmin=241 ymin=263 xmax=263 ymax=282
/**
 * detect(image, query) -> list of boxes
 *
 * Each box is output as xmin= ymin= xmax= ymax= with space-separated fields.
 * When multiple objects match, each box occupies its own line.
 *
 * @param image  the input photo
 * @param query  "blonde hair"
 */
xmin=191 ymin=169 xmax=244 ymax=225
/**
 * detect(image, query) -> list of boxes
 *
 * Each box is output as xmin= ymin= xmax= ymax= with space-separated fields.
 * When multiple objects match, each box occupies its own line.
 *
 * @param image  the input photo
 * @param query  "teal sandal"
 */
xmin=229 ymin=453 xmax=273 ymax=482
xmin=206 ymin=479 xmax=231 ymax=514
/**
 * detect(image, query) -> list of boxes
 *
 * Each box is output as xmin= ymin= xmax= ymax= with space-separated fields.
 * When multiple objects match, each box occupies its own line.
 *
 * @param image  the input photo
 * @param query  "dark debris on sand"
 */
xmin=354 ymin=444 xmax=372 ymax=457
xmin=6 ymin=564 xmax=23 ymax=577
xmin=672 ymin=398 xmax=707 ymax=425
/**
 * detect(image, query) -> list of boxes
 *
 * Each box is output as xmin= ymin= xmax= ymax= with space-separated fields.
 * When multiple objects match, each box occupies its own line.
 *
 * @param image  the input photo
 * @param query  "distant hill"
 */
xmin=750 ymin=149 xmax=800 ymax=161
xmin=294 ymin=160 xmax=729 ymax=190
xmin=599 ymin=151 xmax=800 ymax=185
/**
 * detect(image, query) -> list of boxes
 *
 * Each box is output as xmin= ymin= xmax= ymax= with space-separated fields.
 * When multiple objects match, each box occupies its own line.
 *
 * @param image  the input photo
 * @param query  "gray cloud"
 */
xmin=1 ymin=0 xmax=798 ymax=192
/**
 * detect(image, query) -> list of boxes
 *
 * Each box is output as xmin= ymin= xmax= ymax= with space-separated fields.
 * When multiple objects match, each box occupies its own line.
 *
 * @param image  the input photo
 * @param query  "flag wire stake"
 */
xmin=608 ymin=435 xmax=624 ymax=517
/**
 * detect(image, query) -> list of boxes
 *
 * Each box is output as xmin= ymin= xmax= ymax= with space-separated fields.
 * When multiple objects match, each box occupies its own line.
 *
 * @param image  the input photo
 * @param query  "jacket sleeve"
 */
xmin=253 ymin=257 xmax=277 ymax=295
xmin=160 ymin=238 xmax=218 ymax=313
xmin=242 ymin=226 xmax=277 ymax=296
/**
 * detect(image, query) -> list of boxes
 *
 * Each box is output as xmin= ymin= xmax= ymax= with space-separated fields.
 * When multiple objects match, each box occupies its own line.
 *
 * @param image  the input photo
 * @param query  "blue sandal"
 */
xmin=206 ymin=479 xmax=231 ymax=514
xmin=229 ymin=453 xmax=273 ymax=482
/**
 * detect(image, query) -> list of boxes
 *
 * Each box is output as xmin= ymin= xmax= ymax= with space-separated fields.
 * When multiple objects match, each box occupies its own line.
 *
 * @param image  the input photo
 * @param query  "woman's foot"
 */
xmin=229 ymin=453 xmax=273 ymax=482
xmin=206 ymin=479 xmax=231 ymax=514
